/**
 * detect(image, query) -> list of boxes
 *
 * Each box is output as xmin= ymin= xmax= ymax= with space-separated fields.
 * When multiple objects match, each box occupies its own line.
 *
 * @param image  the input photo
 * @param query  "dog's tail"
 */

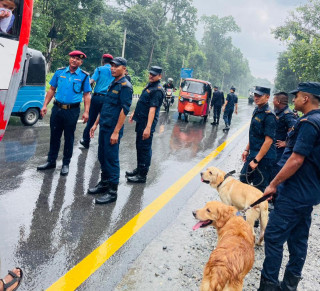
xmin=257 ymin=201 xmax=269 ymax=245
xmin=201 ymin=266 xmax=230 ymax=291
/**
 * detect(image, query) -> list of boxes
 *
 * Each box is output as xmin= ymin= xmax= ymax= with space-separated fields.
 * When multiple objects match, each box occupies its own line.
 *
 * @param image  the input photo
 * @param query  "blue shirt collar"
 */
xmin=66 ymin=66 xmax=81 ymax=75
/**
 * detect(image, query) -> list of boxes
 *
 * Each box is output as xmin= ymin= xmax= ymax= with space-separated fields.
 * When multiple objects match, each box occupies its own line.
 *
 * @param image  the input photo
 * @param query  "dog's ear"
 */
xmin=216 ymin=205 xmax=235 ymax=228
xmin=214 ymin=171 xmax=224 ymax=187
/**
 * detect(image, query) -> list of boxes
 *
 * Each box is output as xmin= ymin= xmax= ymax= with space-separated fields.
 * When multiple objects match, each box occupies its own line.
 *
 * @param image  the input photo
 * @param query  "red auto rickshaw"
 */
xmin=178 ymin=78 xmax=212 ymax=122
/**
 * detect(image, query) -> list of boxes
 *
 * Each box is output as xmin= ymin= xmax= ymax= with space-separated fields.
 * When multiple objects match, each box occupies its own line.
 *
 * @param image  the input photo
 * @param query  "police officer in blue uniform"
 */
xmin=88 ymin=57 xmax=133 ymax=204
xmin=222 ymin=86 xmax=238 ymax=130
xmin=258 ymin=82 xmax=320 ymax=291
xmin=37 ymin=50 xmax=91 ymax=176
xmin=125 ymin=66 xmax=165 ymax=183
xmin=272 ymin=91 xmax=297 ymax=174
xmin=80 ymin=53 xmax=114 ymax=149
xmin=210 ymin=86 xmax=224 ymax=125
xmin=240 ymin=86 xmax=276 ymax=192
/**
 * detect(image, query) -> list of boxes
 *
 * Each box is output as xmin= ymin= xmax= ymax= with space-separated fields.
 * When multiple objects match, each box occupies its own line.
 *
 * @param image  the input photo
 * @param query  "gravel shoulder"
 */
xmin=115 ymin=131 xmax=320 ymax=291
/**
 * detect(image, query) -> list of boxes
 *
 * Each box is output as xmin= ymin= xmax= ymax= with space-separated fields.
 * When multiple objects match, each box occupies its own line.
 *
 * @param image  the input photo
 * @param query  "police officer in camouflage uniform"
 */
xmin=88 ymin=57 xmax=133 ymax=204
xmin=37 ymin=50 xmax=91 ymax=176
xmin=258 ymin=82 xmax=320 ymax=291
xmin=240 ymin=86 xmax=276 ymax=192
xmin=125 ymin=66 xmax=165 ymax=183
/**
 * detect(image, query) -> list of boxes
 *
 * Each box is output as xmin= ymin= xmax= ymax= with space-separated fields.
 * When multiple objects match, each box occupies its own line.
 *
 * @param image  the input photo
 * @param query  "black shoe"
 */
xmin=223 ymin=125 xmax=230 ymax=131
xmin=60 ymin=165 xmax=69 ymax=176
xmin=211 ymin=122 xmax=216 ymax=125
xmin=280 ymin=270 xmax=301 ymax=291
xmin=37 ymin=162 xmax=56 ymax=171
xmin=88 ymin=180 xmax=109 ymax=195
xmin=95 ymin=183 xmax=118 ymax=204
xmin=127 ymin=174 xmax=147 ymax=183
xmin=258 ymin=275 xmax=280 ymax=291
xmin=80 ymin=139 xmax=89 ymax=149
xmin=125 ymin=168 xmax=138 ymax=177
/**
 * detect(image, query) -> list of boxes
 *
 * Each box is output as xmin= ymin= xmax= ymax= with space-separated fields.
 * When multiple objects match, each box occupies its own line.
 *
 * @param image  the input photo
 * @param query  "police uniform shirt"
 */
xmin=277 ymin=109 xmax=320 ymax=205
xmin=91 ymin=64 xmax=114 ymax=95
xmin=133 ymin=80 xmax=165 ymax=132
xmin=225 ymin=92 xmax=238 ymax=110
xmin=211 ymin=91 xmax=225 ymax=106
xmin=99 ymin=76 xmax=133 ymax=130
xmin=50 ymin=66 xmax=91 ymax=104
xmin=249 ymin=103 xmax=276 ymax=159
xmin=275 ymin=105 xmax=297 ymax=141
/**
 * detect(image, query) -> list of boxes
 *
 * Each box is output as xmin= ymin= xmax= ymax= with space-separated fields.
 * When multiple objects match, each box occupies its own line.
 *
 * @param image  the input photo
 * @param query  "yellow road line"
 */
xmin=46 ymin=123 xmax=249 ymax=291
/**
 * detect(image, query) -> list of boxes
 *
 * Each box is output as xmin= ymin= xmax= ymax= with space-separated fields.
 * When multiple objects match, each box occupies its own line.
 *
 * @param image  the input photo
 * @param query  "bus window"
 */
xmin=0 ymin=0 xmax=22 ymax=38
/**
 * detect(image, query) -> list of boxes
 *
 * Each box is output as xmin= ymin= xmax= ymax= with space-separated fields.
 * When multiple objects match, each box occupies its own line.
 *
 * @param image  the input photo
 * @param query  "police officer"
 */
xmin=272 ymin=91 xmax=297 ymax=173
xmin=37 ymin=50 xmax=91 ymax=176
xmin=125 ymin=66 xmax=165 ymax=183
xmin=222 ymin=86 xmax=238 ymax=130
xmin=210 ymin=86 xmax=224 ymax=125
xmin=88 ymin=57 xmax=133 ymax=204
xmin=258 ymin=82 xmax=320 ymax=291
xmin=80 ymin=53 xmax=114 ymax=149
xmin=240 ymin=86 xmax=276 ymax=192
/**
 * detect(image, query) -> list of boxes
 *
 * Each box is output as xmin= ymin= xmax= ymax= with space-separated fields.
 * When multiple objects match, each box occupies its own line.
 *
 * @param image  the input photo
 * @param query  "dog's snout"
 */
xmin=192 ymin=211 xmax=197 ymax=218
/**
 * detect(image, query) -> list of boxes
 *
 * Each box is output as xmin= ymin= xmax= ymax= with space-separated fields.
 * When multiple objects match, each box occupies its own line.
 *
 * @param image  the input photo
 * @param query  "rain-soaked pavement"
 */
xmin=0 ymin=99 xmax=253 ymax=290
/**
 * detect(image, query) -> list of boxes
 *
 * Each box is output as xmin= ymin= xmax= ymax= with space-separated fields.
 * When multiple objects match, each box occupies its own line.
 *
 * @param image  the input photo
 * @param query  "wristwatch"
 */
xmin=253 ymin=158 xmax=259 ymax=164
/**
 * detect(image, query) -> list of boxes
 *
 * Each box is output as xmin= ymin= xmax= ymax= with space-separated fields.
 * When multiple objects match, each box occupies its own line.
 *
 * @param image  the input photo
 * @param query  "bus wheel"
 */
xmin=21 ymin=108 xmax=40 ymax=126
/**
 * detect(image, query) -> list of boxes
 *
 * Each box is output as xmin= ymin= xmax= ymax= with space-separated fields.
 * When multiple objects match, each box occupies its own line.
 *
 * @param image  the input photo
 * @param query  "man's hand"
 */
xmin=110 ymin=132 xmax=119 ymax=144
xmin=276 ymin=140 xmax=286 ymax=148
xmin=143 ymin=127 xmax=151 ymax=140
xmin=40 ymin=106 xmax=47 ymax=117
xmin=129 ymin=112 xmax=134 ymax=123
xmin=223 ymin=106 xmax=225 ymax=112
xmin=263 ymin=184 xmax=277 ymax=200
xmin=249 ymin=160 xmax=258 ymax=170
xmin=0 ymin=10 xmax=10 ymax=19
xmin=235 ymin=110 xmax=238 ymax=115
xmin=242 ymin=150 xmax=248 ymax=162
xmin=90 ymin=124 xmax=97 ymax=138
xmin=82 ymin=111 xmax=89 ymax=123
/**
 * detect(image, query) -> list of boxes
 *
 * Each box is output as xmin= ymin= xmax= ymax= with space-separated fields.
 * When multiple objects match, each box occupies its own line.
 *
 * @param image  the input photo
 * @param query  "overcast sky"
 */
xmin=193 ymin=0 xmax=308 ymax=83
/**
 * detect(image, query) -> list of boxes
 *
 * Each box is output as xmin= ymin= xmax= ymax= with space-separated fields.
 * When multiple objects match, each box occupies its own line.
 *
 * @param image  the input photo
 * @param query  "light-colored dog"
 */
xmin=200 ymin=166 xmax=268 ymax=245
xmin=193 ymin=201 xmax=255 ymax=291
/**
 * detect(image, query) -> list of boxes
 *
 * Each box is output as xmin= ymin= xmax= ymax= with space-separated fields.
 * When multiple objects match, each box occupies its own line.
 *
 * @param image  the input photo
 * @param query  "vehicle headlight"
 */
xmin=179 ymin=97 xmax=183 ymax=101
xmin=198 ymin=100 xmax=203 ymax=105
xmin=189 ymin=98 xmax=193 ymax=102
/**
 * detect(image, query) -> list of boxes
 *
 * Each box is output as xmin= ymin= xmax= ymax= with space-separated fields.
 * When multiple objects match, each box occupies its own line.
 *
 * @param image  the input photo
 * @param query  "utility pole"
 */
xmin=122 ymin=28 xmax=127 ymax=58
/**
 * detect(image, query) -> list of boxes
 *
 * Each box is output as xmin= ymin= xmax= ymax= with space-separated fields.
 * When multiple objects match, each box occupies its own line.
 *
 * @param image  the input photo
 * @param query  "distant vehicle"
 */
xmin=11 ymin=48 xmax=46 ymax=126
xmin=178 ymin=78 xmax=212 ymax=122
xmin=248 ymin=91 xmax=254 ymax=105
xmin=163 ymin=88 xmax=173 ymax=113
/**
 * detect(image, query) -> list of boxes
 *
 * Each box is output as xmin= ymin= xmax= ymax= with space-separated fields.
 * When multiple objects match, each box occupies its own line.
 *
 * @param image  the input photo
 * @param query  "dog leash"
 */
xmin=217 ymin=170 xmax=236 ymax=188
xmin=239 ymin=164 xmax=265 ymax=187
xmin=236 ymin=194 xmax=272 ymax=219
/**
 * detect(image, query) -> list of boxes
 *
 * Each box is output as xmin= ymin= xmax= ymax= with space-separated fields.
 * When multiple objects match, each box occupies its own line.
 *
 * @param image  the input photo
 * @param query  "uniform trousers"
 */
xmin=223 ymin=109 xmax=234 ymax=126
xmin=261 ymin=195 xmax=312 ymax=283
xmin=48 ymin=104 xmax=80 ymax=165
xmin=213 ymin=105 xmax=222 ymax=122
xmin=136 ymin=124 xmax=153 ymax=175
xmin=82 ymin=94 xmax=105 ymax=144
xmin=98 ymin=128 xmax=123 ymax=184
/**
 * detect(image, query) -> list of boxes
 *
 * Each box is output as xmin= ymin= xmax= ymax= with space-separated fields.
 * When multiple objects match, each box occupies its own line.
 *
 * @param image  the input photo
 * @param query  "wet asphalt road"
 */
xmin=0 ymin=99 xmax=253 ymax=290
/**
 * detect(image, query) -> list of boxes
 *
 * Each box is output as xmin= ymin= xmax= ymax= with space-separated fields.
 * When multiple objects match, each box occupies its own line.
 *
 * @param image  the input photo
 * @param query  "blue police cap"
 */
xmin=289 ymin=82 xmax=320 ymax=98
xmin=111 ymin=57 xmax=127 ymax=66
xmin=149 ymin=66 xmax=162 ymax=75
xmin=254 ymin=86 xmax=270 ymax=96
xmin=214 ymin=86 xmax=218 ymax=89
xmin=230 ymin=86 xmax=236 ymax=91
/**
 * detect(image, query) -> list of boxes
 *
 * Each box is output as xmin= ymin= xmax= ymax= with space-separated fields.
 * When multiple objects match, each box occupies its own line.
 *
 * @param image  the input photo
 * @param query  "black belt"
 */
xmin=93 ymin=93 xmax=107 ymax=97
xmin=54 ymin=101 xmax=80 ymax=109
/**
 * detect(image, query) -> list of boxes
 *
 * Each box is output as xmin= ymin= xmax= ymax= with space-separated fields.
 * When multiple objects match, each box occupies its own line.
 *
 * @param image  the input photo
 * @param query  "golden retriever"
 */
xmin=200 ymin=166 xmax=268 ymax=245
xmin=193 ymin=201 xmax=255 ymax=291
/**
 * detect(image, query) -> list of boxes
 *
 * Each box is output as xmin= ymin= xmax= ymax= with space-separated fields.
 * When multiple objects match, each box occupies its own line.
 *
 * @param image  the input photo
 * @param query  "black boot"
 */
xmin=211 ymin=121 xmax=216 ymax=125
xmin=125 ymin=168 xmax=138 ymax=177
xmin=37 ymin=161 xmax=56 ymax=170
xmin=88 ymin=174 xmax=109 ymax=195
xmin=280 ymin=270 xmax=301 ymax=291
xmin=80 ymin=139 xmax=89 ymax=149
xmin=127 ymin=174 xmax=147 ymax=183
xmin=60 ymin=165 xmax=69 ymax=176
xmin=95 ymin=183 xmax=118 ymax=204
xmin=258 ymin=275 xmax=280 ymax=291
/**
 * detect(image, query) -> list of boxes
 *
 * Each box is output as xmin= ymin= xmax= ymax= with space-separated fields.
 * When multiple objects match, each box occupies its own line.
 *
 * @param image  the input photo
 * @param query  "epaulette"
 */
xmin=265 ymin=110 xmax=271 ymax=113
xmin=284 ymin=110 xmax=290 ymax=114
xmin=57 ymin=67 xmax=66 ymax=71
xmin=300 ymin=118 xmax=308 ymax=122
xmin=81 ymin=69 xmax=90 ymax=76
xmin=121 ymin=82 xmax=127 ymax=86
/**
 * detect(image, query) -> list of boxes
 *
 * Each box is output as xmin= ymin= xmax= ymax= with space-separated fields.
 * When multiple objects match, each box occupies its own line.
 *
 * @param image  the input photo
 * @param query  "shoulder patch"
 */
xmin=81 ymin=69 xmax=90 ymax=76
xmin=57 ymin=67 xmax=66 ymax=71
xmin=146 ymin=89 xmax=151 ymax=93
xmin=265 ymin=110 xmax=271 ymax=113
xmin=121 ymin=82 xmax=127 ymax=86
xmin=284 ymin=110 xmax=289 ymax=114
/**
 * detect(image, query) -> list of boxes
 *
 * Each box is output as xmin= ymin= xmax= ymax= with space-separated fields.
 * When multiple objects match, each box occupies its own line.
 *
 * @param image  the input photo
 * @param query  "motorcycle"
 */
xmin=163 ymin=88 xmax=174 ymax=113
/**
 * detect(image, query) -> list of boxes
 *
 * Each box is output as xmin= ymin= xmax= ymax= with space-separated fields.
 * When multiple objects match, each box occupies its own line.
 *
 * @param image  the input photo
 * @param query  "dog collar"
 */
xmin=217 ymin=170 xmax=236 ymax=189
